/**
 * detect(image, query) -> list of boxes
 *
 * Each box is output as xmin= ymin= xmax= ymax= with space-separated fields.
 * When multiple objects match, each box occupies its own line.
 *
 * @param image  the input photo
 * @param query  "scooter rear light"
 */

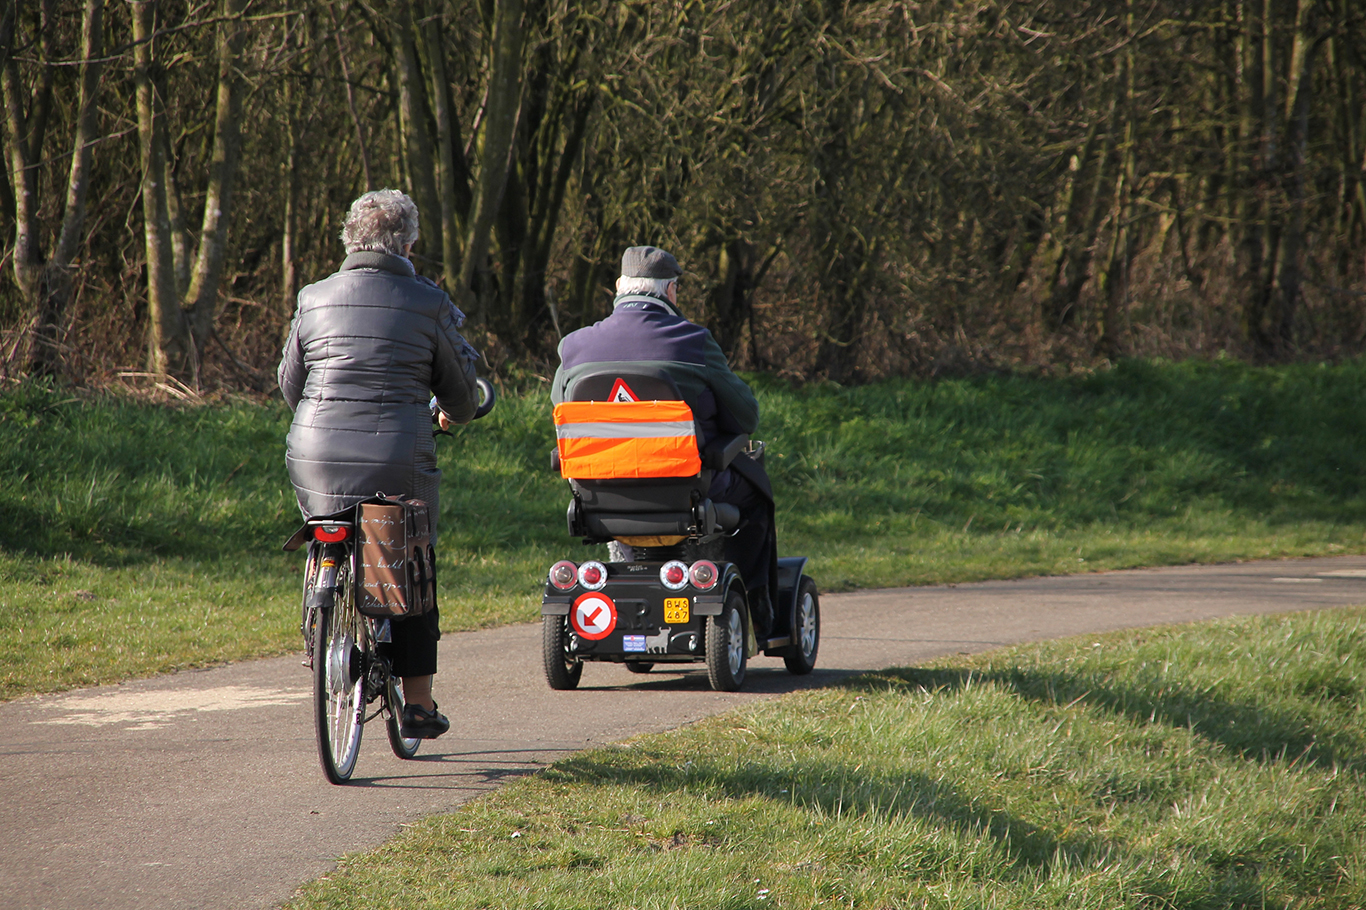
xmin=689 ymin=560 xmax=718 ymax=590
xmin=549 ymin=560 xmax=578 ymax=590
xmin=313 ymin=525 xmax=349 ymax=543
xmin=660 ymin=560 xmax=688 ymax=591
xmin=578 ymin=561 xmax=608 ymax=590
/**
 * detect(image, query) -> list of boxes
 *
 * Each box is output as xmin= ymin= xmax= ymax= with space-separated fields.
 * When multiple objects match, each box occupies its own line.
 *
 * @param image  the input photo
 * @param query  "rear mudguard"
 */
xmin=762 ymin=556 xmax=810 ymax=654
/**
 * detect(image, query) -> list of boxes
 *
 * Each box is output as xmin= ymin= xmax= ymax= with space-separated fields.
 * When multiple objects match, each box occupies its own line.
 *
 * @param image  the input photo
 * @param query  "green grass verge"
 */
xmin=762 ymin=358 xmax=1366 ymax=589
xmin=287 ymin=607 xmax=1366 ymax=910
xmin=4 ymin=357 xmax=1366 ymax=698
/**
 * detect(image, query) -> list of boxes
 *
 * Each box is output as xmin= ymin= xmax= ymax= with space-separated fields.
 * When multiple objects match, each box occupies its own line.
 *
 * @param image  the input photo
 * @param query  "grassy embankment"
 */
xmin=287 ymin=607 xmax=1366 ymax=909
xmin=3 ymin=358 xmax=1366 ymax=698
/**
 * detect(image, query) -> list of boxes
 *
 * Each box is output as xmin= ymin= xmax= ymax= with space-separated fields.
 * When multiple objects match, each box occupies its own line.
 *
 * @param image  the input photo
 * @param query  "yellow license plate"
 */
xmin=663 ymin=598 xmax=690 ymax=624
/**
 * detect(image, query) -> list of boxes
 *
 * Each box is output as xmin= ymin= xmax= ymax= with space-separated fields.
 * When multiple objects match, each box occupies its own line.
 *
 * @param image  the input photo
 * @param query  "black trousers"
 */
xmin=379 ymin=496 xmax=442 ymax=678
xmin=709 ymin=456 xmax=778 ymax=638
xmin=382 ymin=606 xmax=441 ymax=677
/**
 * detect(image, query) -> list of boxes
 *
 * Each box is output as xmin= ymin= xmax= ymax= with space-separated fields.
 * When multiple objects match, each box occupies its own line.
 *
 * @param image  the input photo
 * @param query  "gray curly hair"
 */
xmin=340 ymin=189 xmax=419 ymax=255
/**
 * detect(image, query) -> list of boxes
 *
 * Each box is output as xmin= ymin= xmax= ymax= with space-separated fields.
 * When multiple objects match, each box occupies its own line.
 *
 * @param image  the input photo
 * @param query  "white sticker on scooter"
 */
xmin=571 ymin=592 xmax=617 ymax=640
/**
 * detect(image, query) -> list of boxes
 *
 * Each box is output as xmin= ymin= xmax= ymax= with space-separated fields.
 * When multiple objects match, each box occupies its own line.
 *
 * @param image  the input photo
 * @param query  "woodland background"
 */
xmin=0 ymin=0 xmax=1364 ymax=391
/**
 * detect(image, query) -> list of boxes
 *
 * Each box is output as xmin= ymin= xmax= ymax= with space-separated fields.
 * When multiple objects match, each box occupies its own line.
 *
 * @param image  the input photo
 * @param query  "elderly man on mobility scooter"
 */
xmin=541 ymin=246 xmax=820 ymax=691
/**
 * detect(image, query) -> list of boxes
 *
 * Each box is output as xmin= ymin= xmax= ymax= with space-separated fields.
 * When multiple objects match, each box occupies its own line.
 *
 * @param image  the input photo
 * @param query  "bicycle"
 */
xmin=290 ymin=378 xmax=496 ymax=784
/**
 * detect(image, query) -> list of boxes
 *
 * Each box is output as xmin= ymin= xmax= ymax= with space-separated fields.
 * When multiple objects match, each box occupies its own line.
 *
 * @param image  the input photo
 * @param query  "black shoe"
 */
xmin=400 ymin=702 xmax=450 ymax=739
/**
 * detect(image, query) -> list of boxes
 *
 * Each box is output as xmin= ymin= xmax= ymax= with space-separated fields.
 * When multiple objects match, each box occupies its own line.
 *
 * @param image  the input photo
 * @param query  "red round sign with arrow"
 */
xmin=570 ymin=591 xmax=617 ymax=640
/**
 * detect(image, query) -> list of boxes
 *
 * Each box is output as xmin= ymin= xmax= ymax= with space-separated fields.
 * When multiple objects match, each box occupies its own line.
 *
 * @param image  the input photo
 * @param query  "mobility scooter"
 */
xmin=540 ymin=367 xmax=819 ymax=692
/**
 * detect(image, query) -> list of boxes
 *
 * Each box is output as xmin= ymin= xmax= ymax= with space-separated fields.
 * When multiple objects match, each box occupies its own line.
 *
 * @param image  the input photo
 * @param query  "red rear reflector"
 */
xmin=578 ymin=561 xmax=608 ymax=590
xmin=313 ymin=526 xmax=349 ymax=543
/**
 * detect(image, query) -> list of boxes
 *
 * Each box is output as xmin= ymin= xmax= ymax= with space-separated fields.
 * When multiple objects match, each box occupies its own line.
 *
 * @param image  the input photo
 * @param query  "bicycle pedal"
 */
xmin=373 ymin=618 xmax=392 ymax=643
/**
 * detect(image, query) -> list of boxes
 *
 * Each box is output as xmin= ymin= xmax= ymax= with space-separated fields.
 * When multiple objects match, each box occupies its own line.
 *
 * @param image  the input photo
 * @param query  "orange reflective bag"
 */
xmin=553 ymin=400 xmax=701 ymax=479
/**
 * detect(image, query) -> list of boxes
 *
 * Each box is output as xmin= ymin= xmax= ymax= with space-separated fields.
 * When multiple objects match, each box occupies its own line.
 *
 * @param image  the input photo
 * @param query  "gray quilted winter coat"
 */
xmin=277 ymin=251 xmax=479 ymax=523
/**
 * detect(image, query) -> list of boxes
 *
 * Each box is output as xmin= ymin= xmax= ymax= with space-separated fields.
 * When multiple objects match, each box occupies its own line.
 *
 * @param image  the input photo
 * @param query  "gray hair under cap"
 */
xmin=620 ymin=246 xmax=682 ymax=279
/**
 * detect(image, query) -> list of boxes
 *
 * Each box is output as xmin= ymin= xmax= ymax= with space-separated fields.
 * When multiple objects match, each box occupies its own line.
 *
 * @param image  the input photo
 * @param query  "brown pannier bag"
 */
xmin=356 ymin=495 xmax=436 ymax=617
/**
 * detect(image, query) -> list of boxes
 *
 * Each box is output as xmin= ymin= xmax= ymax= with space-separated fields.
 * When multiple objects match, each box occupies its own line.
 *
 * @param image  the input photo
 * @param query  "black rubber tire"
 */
xmin=384 ymin=673 xmax=421 ymax=760
xmin=542 ymin=615 xmax=583 ymax=690
xmin=473 ymin=377 xmax=497 ymax=419
xmin=300 ymin=548 xmax=319 ymax=659
xmin=706 ymin=588 xmax=748 ymax=692
xmin=624 ymin=662 xmax=654 ymax=674
xmin=783 ymin=576 xmax=820 ymax=675
xmin=313 ymin=560 xmax=365 ymax=784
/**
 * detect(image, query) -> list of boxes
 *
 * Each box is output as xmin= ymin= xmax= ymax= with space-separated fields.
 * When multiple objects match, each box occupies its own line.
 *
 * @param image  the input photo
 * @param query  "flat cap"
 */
xmin=621 ymin=245 xmax=682 ymax=279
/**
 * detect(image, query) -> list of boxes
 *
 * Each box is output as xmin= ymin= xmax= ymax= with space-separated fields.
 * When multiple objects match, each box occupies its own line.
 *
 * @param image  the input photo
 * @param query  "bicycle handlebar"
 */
xmin=430 ymin=377 xmax=496 ymax=428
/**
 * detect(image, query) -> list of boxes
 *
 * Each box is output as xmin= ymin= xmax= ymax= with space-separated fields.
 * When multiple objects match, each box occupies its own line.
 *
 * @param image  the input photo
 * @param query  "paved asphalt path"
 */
xmin=4 ymin=555 xmax=1366 ymax=910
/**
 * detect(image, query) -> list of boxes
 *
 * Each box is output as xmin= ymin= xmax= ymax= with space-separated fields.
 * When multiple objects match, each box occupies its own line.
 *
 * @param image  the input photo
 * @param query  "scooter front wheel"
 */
xmin=782 ymin=577 xmax=820 ymax=675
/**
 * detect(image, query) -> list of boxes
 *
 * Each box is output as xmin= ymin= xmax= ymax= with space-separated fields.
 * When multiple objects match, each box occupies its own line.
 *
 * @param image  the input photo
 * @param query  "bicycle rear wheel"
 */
xmin=314 ymin=556 xmax=365 ymax=783
xmin=384 ymin=673 xmax=421 ymax=759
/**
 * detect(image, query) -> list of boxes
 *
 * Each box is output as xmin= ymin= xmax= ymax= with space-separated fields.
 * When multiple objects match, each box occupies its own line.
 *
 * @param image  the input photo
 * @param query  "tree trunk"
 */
xmin=1273 ymin=0 xmax=1317 ymax=354
xmin=25 ymin=0 xmax=55 ymax=191
xmin=164 ymin=128 xmax=191 ymax=298
xmin=185 ymin=0 xmax=248 ymax=359
xmin=1049 ymin=96 xmax=1115 ymax=332
xmin=423 ymin=1 xmax=468 ymax=291
xmin=810 ymin=41 xmax=867 ymax=384
xmin=28 ymin=0 xmax=104 ymax=377
xmin=325 ymin=5 xmax=374 ymax=191
xmin=1 ymin=2 xmax=41 ymax=303
xmin=709 ymin=238 xmax=757 ymax=360
xmin=281 ymin=73 xmax=299 ymax=319
xmin=512 ymin=84 xmax=594 ymax=355
xmin=1098 ymin=12 xmax=1137 ymax=360
xmin=328 ymin=4 xmax=374 ymax=192
xmin=1245 ymin=0 xmax=1285 ymax=356
xmin=391 ymin=2 xmax=442 ymax=264
xmin=132 ymin=0 xmax=190 ymax=377
xmin=458 ymin=0 xmax=525 ymax=319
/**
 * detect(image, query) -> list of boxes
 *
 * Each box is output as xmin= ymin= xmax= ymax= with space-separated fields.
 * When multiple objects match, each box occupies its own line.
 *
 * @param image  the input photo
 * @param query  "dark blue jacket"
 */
xmin=551 ymin=294 xmax=759 ymax=444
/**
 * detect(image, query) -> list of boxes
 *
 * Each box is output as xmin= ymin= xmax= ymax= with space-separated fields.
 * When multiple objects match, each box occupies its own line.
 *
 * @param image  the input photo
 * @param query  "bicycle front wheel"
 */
xmin=314 ymin=556 xmax=365 ymax=783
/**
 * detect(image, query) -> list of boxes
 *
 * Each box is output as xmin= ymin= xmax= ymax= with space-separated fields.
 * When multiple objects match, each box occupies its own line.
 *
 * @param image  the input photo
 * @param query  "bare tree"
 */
xmin=131 ymin=0 xmax=188 ymax=376
xmin=2 ymin=0 xmax=105 ymax=377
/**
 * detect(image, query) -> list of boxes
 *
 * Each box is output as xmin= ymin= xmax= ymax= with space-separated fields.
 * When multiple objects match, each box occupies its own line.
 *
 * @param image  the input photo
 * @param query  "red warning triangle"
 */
xmin=609 ymin=378 xmax=639 ymax=402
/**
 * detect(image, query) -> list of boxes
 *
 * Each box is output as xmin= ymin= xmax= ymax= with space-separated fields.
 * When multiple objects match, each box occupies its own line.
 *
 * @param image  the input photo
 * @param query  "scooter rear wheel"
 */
xmin=706 ymin=588 xmax=748 ymax=692
xmin=542 ymin=615 xmax=583 ymax=690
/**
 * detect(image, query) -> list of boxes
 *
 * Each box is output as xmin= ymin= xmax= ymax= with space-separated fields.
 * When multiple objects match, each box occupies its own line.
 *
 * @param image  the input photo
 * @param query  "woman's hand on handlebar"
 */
xmin=429 ymin=378 xmax=495 ymax=432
